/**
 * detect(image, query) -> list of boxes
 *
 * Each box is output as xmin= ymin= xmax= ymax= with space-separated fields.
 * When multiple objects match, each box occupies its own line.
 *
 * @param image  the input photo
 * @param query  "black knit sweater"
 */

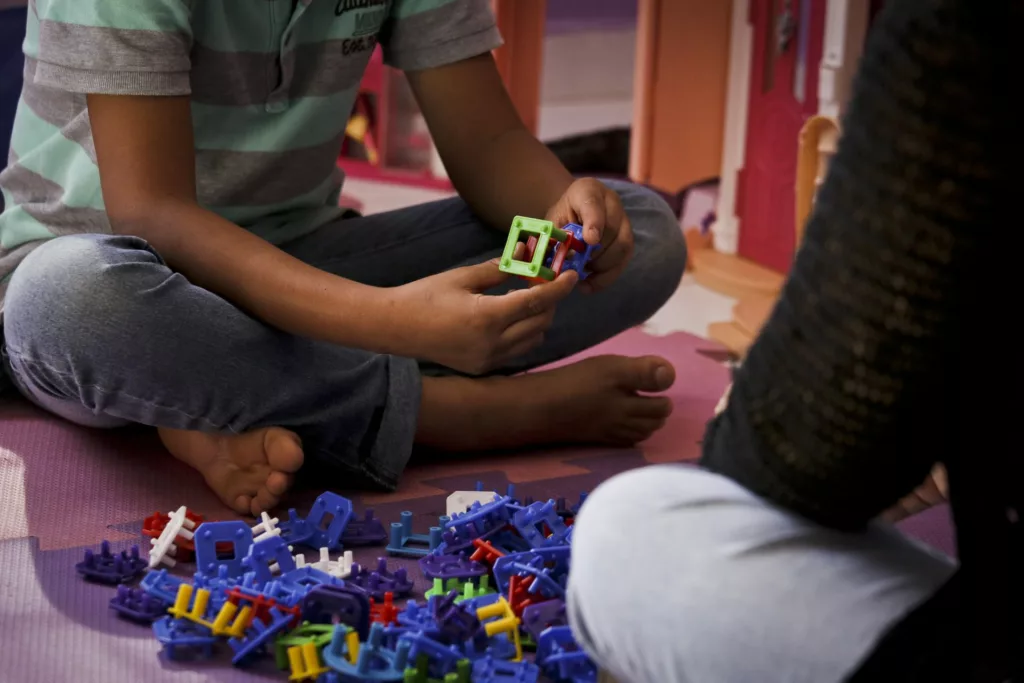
xmin=700 ymin=1 xmax=1020 ymax=680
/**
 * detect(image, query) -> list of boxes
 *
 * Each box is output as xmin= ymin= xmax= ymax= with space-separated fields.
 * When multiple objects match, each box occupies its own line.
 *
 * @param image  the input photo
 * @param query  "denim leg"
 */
xmin=567 ymin=465 xmax=956 ymax=683
xmin=284 ymin=179 xmax=687 ymax=373
xmin=1 ymin=234 xmax=420 ymax=489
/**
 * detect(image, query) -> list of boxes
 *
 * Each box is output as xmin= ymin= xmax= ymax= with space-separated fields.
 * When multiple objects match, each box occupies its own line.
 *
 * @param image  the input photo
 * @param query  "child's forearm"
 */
xmin=453 ymin=126 xmax=574 ymax=231
xmin=112 ymin=201 xmax=405 ymax=353
xmin=405 ymin=54 xmax=574 ymax=230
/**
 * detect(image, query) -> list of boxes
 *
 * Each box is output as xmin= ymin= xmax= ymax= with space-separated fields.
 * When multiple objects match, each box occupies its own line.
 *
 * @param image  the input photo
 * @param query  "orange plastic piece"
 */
xmin=507 ymin=575 xmax=539 ymax=618
xmin=469 ymin=539 xmax=505 ymax=568
xmin=369 ymin=591 xmax=398 ymax=626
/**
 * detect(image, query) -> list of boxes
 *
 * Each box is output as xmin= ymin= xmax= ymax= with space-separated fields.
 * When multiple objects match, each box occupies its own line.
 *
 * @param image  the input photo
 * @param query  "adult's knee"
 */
xmin=568 ymin=466 xmax=752 ymax=679
xmin=604 ymin=180 xmax=687 ymax=318
xmin=4 ymin=234 xmax=159 ymax=357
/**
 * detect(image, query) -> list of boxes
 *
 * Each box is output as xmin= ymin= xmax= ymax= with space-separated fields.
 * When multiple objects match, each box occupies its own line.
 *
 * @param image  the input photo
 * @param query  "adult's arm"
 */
xmin=700 ymin=0 xmax=1003 ymax=530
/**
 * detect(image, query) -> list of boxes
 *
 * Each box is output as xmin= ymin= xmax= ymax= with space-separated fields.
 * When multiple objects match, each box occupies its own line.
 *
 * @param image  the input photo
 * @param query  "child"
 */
xmin=568 ymin=1 xmax=1017 ymax=681
xmin=0 ymin=1 xmax=686 ymax=516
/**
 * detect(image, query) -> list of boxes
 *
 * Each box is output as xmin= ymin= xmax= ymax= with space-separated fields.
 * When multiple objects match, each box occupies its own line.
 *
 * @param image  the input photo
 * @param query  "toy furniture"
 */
xmin=706 ymin=113 xmax=840 ymax=356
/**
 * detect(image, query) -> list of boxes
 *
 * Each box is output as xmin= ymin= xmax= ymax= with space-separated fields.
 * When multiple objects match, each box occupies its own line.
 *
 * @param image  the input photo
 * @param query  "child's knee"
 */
xmin=4 ymin=234 xmax=158 ymax=353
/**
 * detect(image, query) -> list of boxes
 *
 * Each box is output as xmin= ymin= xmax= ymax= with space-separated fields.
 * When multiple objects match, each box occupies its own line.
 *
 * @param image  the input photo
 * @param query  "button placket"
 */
xmin=266 ymin=1 xmax=307 ymax=113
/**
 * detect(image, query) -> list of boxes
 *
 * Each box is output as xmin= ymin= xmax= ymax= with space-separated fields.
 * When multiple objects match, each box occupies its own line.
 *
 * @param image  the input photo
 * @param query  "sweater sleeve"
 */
xmin=700 ymin=0 xmax=1002 ymax=530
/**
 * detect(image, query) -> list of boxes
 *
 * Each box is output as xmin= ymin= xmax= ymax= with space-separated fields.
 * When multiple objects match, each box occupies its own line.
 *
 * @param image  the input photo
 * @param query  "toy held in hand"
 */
xmin=499 ymin=216 xmax=599 ymax=285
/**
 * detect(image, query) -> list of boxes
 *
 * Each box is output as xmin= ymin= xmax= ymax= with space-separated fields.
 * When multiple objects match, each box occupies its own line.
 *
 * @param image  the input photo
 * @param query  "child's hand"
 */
xmin=393 ymin=260 xmax=578 ymax=375
xmin=545 ymin=178 xmax=633 ymax=293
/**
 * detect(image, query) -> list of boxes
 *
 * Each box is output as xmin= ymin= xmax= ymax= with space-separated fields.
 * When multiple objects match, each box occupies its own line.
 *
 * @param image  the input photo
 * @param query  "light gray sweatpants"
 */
xmin=568 ymin=465 xmax=956 ymax=683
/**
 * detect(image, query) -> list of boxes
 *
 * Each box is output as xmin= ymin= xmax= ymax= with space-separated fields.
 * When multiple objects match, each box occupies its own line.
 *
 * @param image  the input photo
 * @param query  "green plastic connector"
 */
xmin=457 ymin=575 xmax=494 ymax=603
xmin=499 ymin=215 xmax=568 ymax=281
xmin=423 ymin=575 xmax=495 ymax=602
xmin=273 ymin=622 xmax=338 ymax=669
xmin=424 ymin=577 xmax=461 ymax=599
xmin=403 ymin=656 xmax=470 ymax=682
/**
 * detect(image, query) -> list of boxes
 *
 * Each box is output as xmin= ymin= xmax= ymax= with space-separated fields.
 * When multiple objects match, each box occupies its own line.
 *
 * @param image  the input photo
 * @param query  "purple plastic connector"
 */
xmin=75 ymin=541 xmax=146 ymax=584
xmin=341 ymin=508 xmax=388 ymax=546
xmin=418 ymin=554 xmax=487 ymax=581
xmin=110 ymin=585 xmax=169 ymax=624
xmin=521 ymin=599 xmax=568 ymax=641
xmin=301 ymin=584 xmax=370 ymax=639
xmin=433 ymin=590 xmax=481 ymax=644
xmin=348 ymin=557 xmax=413 ymax=600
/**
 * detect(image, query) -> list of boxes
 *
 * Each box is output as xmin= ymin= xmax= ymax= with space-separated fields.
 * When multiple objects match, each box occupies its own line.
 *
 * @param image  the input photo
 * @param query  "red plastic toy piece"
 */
xmin=469 ymin=538 xmax=505 ymax=568
xmin=142 ymin=509 xmax=204 ymax=561
xmin=508 ymin=575 xmax=539 ymax=618
xmin=369 ymin=591 xmax=398 ymax=626
xmin=224 ymin=587 xmax=301 ymax=629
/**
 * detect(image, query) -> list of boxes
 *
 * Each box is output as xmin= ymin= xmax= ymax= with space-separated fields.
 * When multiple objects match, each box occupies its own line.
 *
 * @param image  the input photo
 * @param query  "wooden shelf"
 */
xmin=690 ymin=249 xmax=784 ymax=300
xmin=732 ymin=292 xmax=775 ymax=337
xmin=708 ymin=321 xmax=753 ymax=357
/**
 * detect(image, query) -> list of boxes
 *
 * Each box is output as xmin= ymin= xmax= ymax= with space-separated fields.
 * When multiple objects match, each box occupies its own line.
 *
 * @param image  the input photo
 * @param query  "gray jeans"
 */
xmin=568 ymin=465 xmax=956 ymax=683
xmin=0 ymin=180 xmax=685 ymax=489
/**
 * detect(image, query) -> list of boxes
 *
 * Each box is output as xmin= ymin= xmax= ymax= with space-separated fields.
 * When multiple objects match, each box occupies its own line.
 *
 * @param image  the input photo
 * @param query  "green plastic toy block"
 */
xmin=273 ymin=622 xmax=338 ymax=669
xmin=404 ymin=655 xmax=471 ymax=682
xmin=499 ymin=215 xmax=568 ymax=281
xmin=424 ymin=575 xmax=494 ymax=602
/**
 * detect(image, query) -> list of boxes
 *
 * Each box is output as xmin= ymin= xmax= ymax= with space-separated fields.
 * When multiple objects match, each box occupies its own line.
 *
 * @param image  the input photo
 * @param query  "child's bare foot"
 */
xmin=158 ymin=426 xmax=304 ymax=516
xmin=417 ymin=355 xmax=675 ymax=451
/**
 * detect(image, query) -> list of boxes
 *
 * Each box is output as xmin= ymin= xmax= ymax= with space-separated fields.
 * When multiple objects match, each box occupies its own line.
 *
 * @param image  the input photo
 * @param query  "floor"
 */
xmin=343 ymin=176 xmax=738 ymax=342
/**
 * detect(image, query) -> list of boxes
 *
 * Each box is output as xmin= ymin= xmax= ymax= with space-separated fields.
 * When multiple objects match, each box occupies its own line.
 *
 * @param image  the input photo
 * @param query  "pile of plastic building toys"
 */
xmin=498 ymin=216 xmax=600 ymax=285
xmin=78 ymin=485 xmax=596 ymax=682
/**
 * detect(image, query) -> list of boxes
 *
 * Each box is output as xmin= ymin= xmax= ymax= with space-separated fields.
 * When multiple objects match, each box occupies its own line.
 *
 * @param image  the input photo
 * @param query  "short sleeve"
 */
xmin=31 ymin=0 xmax=193 ymax=96
xmin=380 ymin=0 xmax=503 ymax=72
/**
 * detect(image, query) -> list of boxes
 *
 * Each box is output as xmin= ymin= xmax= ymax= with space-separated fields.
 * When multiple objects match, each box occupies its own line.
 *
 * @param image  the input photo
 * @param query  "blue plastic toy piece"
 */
xmin=140 ymin=569 xmax=189 ymax=604
xmin=280 ymin=565 xmax=342 ymax=592
xmin=536 ymin=626 xmax=597 ymax=683
xmin=110 ymin=585 xmax=169 ymax=624
xmin=472 ymin=656 xmax=540 ymax=683
xmin=152 ymin=616 xmax=217 ymax=661
xmin=307 ymin=491 xmax=354 ymax=550
xmin=385 ymin=511 xmax=446 ymax=557
xmin=493 ymin=549 xmax=570 ymax=600
xmin=302 ymin=584 xmax=371 ymax=639
xmin=228 ymin=606 xmax=294 ymax=666
xmin=397 ymin=630 xmax=465 ymax=679
xmin=559 ymin=223 xmax=600 ymax=280
xmin=76 ymin=540 xmax=146 ymax=584
xmin=193 ymin=520 xmax=253 ymax=578
xmin=520 ymin=599 xmax=568 ymax=641
xmin=349 ymin=556 xmax=414 ymax=600
xmin=419 ymin=554 xmax=487 ymax=581
xmin=278 ymin=508 xmax=316 ymax=547
xmin=512 ymin=500 xmax=571 ymax=548
xmin=445 ymin=497 xmax=511 ymax=535
xmin=322 ymin=621 xmax=411 ymax=680
xmin=190 ymin=566 xmax=241 ymax=612
xmin=242 ymin=535 xmax=297 ymax=585
xmin=395 ymin=598 xmax=442 ymax=635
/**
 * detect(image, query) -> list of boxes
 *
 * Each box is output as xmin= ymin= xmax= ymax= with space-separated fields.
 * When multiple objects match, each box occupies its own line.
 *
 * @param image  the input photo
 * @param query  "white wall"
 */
xmin=537 ymin=28 xmax=636 ymax=141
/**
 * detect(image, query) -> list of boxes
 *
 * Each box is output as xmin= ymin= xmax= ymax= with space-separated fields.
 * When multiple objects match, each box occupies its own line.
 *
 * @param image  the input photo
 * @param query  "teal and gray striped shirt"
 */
xmin=0 ymin=0 xmax=502 ymax=310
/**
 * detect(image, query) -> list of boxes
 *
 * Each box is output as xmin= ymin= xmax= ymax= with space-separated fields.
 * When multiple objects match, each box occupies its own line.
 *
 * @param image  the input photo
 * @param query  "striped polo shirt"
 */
xmin=0 ymin=0 xmax=502 ymax=310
